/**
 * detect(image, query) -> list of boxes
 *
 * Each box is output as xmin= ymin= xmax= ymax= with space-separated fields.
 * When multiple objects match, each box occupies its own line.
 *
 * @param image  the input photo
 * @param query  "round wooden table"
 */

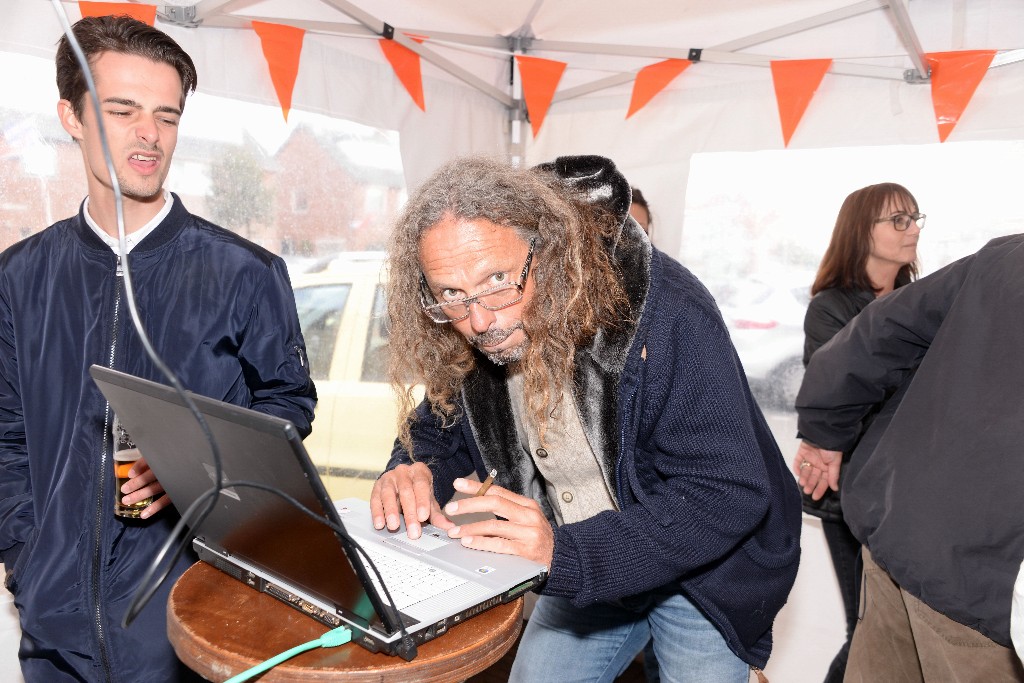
xmin=167 ymin=562 xmax=524 ymax=682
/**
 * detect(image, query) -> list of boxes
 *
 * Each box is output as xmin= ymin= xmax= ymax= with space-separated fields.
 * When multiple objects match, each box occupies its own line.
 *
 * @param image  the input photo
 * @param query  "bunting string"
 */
xmin=74 ymin=3 xmax=1004 ymax=144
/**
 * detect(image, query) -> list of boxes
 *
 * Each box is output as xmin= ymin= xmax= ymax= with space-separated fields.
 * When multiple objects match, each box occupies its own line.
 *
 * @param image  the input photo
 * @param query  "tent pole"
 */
xmin=191 ymin=0 xmax=248 ymax=23
xmin=508 ymin=35 xmax=530 ymax=166
xmin=885 ymin=0 xmax=929 ymax=80
xmin=316 ymin=0 xmax=513 ymax=106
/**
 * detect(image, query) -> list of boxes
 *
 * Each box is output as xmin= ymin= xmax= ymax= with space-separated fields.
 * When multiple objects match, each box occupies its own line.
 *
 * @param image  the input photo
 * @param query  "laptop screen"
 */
xmin=90 ymin=365 xmax=392 ymax=631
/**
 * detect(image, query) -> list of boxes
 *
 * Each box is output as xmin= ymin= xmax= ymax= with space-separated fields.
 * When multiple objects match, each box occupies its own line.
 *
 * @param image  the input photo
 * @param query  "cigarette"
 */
xmin=475 ymin=469 xmax=497 ymax=497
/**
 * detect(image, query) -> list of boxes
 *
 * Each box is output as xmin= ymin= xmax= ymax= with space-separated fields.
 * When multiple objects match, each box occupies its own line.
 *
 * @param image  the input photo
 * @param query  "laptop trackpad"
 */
xmin=382 ymin=531 xmax=449 ymax=554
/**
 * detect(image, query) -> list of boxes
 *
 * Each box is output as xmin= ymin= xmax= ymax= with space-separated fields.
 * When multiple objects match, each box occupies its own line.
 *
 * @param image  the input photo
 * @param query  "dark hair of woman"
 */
xmin=811 ymin=182 xmax=920 ymax=296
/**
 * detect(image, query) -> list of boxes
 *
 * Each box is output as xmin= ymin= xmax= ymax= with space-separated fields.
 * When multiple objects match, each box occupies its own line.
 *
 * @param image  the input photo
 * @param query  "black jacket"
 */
xmin=799 ymin=286 xmax=874 ymax=521
xmin=802 ymin=287 xmax=874 ymax=367
xmin=797 ymin=234 xmax=1024 ymax=646
xmin=0 ymin=195 xmax=316 ymax=681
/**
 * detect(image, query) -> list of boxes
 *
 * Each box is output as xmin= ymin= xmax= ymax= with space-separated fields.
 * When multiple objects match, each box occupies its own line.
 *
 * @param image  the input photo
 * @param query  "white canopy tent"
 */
xmin=2 ymin=2 xmax=1024 ymax=680
xmin=4 ymin=0 xmax=1024 ymax=259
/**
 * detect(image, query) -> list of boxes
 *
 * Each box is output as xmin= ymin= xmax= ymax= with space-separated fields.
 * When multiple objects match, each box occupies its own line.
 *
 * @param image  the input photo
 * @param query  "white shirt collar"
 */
xmin=84 ymin=190 xmax=173 ymax=255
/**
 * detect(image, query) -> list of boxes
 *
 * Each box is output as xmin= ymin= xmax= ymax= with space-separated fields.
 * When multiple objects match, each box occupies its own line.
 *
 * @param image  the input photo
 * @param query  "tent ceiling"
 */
xmin=148 ymin=0 xmax=1024 ymax=110
xmin=10 ymin=1 xmax=1024 ymax=261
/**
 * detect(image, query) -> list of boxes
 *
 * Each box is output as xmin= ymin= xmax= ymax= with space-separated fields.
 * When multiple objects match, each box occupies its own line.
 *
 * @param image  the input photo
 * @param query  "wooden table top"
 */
xmin=167 ymin=561 xmax=524 ymax=682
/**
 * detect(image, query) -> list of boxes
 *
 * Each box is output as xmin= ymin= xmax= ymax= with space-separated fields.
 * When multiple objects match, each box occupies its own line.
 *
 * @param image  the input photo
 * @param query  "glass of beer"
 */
xmin=113 ymin=416 xmax=153 ymax=518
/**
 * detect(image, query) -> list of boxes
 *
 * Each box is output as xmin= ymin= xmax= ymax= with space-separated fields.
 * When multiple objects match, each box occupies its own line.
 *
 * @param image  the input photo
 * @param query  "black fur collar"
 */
xmin=461 ymin=156 xmax=652 ymax=511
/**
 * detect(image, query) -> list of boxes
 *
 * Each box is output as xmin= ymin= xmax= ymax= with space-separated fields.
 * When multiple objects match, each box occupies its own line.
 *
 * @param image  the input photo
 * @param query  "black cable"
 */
xmin=128 ymin=479 xmax=413 ymax=645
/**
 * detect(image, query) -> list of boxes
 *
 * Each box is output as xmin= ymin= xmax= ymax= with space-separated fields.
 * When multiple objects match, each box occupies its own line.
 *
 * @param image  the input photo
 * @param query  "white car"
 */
xmin=716 ymin=277 xmax=811 ymax=411
xmin=290 ymin=253 xmax=419 ymax=500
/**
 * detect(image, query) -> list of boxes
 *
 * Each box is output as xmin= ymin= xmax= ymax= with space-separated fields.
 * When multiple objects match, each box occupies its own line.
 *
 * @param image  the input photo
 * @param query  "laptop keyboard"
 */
xmin=357 ymin=543 xmax=468 ymax=610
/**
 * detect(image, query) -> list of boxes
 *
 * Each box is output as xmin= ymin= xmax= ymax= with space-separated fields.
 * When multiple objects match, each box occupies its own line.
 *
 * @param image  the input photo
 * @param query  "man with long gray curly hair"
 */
xmin=371 ymin=155 xmax=800 ymax=682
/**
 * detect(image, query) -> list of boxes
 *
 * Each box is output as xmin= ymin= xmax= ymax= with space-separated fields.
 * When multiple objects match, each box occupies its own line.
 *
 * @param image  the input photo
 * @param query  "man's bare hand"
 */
xmin=443 ymin=478 xmax=554 ymax=567
xmin=370 ymin=463 xmax=453 ymax=539
xmin=793 ymin=441 xmax=843 ymax=500
xmin=121 ymin=454 xmax=172 ymax=519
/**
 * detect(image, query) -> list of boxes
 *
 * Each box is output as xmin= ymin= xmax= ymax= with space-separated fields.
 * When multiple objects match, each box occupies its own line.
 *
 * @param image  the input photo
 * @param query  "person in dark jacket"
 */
xmin=369 ymin=155 xmax=801 ymax=682
xmin=794 ymin=182 xmax=922 ymax=682
xmin=0 ymin=16 xmax=316 ymax=682
xmin=795 ymin=234 xmax=1024 ymax=681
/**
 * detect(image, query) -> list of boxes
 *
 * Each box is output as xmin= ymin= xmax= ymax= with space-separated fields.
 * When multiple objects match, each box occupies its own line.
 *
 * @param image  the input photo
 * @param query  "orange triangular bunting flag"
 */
xmin=770 ymin=58 xmax=832 ymax=147
xmin=925 ymin=50 xmax=996 ymax=142
xmin=379 ymin=38 xmax=426 ymax=111
xmin=515 ymin=55 xmax=567 ymax=138
xmin=252 ymin=21 xmax=306 ymax=122
xmin=79 ymin=2 xmax=156 ymax=24
xmin=627 ymin=59 xmax=692 ymax=119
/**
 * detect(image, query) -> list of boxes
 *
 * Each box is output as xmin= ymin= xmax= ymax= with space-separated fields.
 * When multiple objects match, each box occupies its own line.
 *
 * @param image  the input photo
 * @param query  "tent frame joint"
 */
xmin=688 ymin=48 xmax=703 ymax=62
xmin=160 ymin=4 xmax=200 ymax=28
xmin=508 ymin=34 xmax=534 ymax=53
xmin=903 ymin=67 xmax=930 ymax=84
xmin=381 ymin=22 xmax=395 ymax=39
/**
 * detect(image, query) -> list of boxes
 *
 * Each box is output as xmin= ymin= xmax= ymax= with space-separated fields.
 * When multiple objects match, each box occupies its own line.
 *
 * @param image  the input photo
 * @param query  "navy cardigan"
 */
xmin=388 ymin=175 xmax=801 ymax=667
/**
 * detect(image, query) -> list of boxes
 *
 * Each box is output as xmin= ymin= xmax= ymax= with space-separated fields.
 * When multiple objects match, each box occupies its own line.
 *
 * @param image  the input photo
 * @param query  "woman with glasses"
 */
xmin=793 ymin=182 xmax=923 ymax=683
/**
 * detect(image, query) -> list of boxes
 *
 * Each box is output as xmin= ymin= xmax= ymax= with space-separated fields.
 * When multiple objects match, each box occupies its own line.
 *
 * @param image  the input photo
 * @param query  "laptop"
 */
xmin=90 ymin=365 xmax=548 ymax=660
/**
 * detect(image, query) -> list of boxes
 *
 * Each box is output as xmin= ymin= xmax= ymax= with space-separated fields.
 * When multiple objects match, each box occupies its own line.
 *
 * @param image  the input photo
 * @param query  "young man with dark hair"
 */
xmin=0 ymin=16 xmax=316 ymax=681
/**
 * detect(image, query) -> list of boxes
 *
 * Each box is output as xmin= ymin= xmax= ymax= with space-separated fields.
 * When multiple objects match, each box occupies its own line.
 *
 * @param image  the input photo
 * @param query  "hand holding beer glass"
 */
xmin=113 ymin=416 xmax=154 ymax=519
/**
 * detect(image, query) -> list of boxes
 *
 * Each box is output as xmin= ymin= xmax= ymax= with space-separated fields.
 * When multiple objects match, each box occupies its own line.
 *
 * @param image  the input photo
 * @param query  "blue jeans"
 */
xmin=509 ymin=590 xmax=749 ymax=683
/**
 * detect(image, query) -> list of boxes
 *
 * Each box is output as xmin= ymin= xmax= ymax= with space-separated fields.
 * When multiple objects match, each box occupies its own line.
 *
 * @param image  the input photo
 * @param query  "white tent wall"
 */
xmin=2 ymin=1 xmax=1024 ymax=681
xmin=525 ymin=0 xmax=1024 ymax=261
xmin=5 ymin=0 xmax=1024 ymax=256
xmin=527 ymin=60 xmax=1024 ymax=260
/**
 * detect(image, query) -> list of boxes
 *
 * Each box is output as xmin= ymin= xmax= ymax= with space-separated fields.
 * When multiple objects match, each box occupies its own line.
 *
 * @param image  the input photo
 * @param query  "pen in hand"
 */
xmin=475 ymin=469 xmax=497 ymax=497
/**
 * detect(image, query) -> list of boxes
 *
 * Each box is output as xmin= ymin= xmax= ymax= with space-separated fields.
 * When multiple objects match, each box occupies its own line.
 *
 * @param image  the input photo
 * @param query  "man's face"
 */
xmin=58 ymin=51 xmax=182 ymax=207
xmin=629 ymin=204 xmax=650 ymax=234
xmin=419 ymin=215 xmax=535 ymax=365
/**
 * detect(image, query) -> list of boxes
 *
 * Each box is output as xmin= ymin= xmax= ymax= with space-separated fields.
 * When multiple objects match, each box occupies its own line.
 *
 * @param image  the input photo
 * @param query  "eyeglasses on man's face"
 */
xmin=419 ymin=238 xmax=536 ymax=324
xmin=874 ymin=212 xmax=926 ymax=231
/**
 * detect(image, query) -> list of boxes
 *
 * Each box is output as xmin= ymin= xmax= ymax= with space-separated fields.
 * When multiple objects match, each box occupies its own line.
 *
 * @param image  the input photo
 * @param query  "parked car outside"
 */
xmin=290 ymin=253 xmax=420 ymax=501
xmin=714 ymin=275 xmax=812 ymax=411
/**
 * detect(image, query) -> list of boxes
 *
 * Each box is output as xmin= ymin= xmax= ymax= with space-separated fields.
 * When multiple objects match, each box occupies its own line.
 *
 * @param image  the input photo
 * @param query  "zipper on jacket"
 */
xmin=92 ymin=256 xmax=122 ymax=682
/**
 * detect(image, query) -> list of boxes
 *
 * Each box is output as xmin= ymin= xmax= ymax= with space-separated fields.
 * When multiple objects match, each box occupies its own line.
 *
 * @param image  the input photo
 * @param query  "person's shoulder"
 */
xmin=648 ymin=250 xmax=722 ymax=326
xmin=978 ymin=233 xmax=1024 ymax=259
xmin=180 ymin=210 xmax=281 ymax=270
xmin=809 ymin=286 xmax=870 ymax=310
xmin=0 ymin=217 xmax=76 ymax=268
xmin=804 ymin=287 xmax=871 ymax=337
xmin=921 ymin=233 xmax=1024 ymax=285
xmin=982 ymin=233 xmax=1024 ymax=248
xmin=653 ymin=251 xmax=714 ymax=304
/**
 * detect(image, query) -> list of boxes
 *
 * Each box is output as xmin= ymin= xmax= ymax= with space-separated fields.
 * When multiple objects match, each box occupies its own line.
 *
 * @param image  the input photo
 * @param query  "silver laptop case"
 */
xmin=89 ymin=365 xmax=547 ymax=660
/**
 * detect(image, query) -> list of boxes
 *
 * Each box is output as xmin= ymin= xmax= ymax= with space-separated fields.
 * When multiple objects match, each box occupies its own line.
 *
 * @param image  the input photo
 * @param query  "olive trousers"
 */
xmin=845 ymin=548 xmax=1024 ymax=683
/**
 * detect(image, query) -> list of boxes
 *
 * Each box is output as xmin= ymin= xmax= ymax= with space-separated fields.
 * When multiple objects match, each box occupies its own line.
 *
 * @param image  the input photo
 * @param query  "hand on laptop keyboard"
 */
xmin=357 ymin=543 xmax=467 ymax=611
xmin=442 ymin=478 xmax=554 ymax=569
xmin=370 ymin=462 xmax=455 ymax=540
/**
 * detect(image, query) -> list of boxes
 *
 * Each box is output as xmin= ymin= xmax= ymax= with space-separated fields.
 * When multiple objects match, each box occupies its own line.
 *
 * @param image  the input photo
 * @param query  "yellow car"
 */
xmin=291 ymin=253 xmax=418 ymax=501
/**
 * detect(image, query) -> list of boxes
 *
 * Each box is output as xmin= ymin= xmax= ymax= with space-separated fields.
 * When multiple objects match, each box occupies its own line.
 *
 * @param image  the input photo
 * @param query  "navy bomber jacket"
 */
xmin=0 ymin=194 xmax=316 ymax=682
xmin=386 ymin=156 xmax=802 ymax=668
